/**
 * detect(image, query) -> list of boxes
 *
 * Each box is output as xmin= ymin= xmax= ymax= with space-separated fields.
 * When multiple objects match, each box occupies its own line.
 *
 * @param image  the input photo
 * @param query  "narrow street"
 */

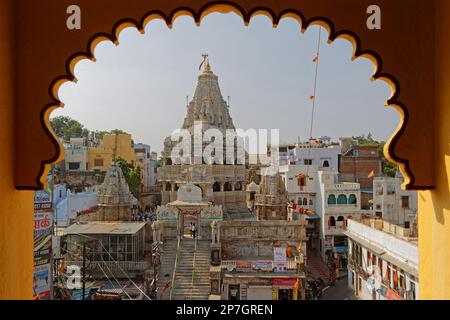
xmin=321 ymin=278 xmax=355 ymax=300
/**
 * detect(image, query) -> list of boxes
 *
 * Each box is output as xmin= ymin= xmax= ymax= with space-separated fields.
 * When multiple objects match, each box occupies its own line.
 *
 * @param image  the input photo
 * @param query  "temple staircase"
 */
xmin=170 ymin=238 xmax=211 ymax=300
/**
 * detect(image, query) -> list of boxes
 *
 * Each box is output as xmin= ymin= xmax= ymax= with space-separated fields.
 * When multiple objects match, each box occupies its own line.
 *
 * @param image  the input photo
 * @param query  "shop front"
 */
xmin=222 ymin=274 xmax=303 ymax=300
xmin=272 ymin=278 xmax=299 ymax=300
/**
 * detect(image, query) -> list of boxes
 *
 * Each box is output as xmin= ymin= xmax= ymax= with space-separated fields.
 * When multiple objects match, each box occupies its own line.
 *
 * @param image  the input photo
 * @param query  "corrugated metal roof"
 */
xmin=65 ymin=222 xmax=146 ymax=235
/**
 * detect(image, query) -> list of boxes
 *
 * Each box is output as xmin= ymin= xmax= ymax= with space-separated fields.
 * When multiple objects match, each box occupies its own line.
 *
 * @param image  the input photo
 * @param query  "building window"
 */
xmin=309 ymin=199 xmax=313 ymax=206
xmin=337 ymin=194 xmax=348 ymax=205
xmin=349 ymin=194 xmax=357 ymax=204
xmin=327 ymin=195 xmax=337 ymax=205
xmin=224 ymin=182 xmax=232 ymax=192
xmin=328 ymin=216 xmax=336 ymax=228
xmin=94 ymin=159 xmax=104 ymax=167
xmin=322 ymin=160 xmax=330 ymax=167
xmin=401 ymin=196 xmax=410 ymax=208
xmin=304 ymin=159 xmax=313 ymax=165
xmin=302 ymin=198 xmax=308 ymax=206
xmin=68 ymin=162 xmax=80 ymax=170
xmin=235 ymin=182 xmax=242 ymax=191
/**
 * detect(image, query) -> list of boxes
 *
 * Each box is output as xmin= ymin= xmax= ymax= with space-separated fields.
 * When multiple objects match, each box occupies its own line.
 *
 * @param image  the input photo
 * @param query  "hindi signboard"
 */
xmin=274 ymin=247 xmax=287 ymax=272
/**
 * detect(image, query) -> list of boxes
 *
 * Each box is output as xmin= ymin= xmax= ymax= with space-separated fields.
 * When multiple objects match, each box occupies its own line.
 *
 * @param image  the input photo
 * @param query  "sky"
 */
xmin=53 ymin=12 xmax=399 ymax=154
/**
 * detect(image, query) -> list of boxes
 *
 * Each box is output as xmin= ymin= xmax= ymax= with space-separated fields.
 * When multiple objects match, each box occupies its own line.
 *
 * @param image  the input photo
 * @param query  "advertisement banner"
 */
xmin=272 ymin=278 xmax=298 ymax=287
xmin=235 ymin=260 xmax=253 ymax=272
xmin=274 ymin=247 xmax=287 ymax=272
xmin=33 ymin=170 xmax=53 ymax=300
xmin=33 ymin=263 xmax=52 ymax=299
xmin=34 ymin=189 xmax=52 ymax=211
xmin=34 ymin=211 xmax=53 ymax=252
xmin=251 ymin=260 xmax=273 ymax=272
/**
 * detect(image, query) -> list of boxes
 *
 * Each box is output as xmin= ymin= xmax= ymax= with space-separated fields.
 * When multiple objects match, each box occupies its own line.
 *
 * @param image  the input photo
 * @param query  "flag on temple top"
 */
xmin=309 ymin=95 xmax=315 ymax=100
xmin=368 ymin=169 xmax=376 ymax=178
xmin=313 ymin=55 xmax=319 ymax=62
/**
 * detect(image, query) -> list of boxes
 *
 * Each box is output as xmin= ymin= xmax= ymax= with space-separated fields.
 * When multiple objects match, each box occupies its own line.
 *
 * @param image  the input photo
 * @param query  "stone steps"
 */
xmin=170 ymin=239 xmax=211 ymax=300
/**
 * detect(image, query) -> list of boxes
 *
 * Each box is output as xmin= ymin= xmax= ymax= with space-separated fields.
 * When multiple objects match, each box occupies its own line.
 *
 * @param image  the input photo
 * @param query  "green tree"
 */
xmin=115 ymin=156 xmax=141 ymax=199
xmin=50 ymin=116 xmax=90 ymax=141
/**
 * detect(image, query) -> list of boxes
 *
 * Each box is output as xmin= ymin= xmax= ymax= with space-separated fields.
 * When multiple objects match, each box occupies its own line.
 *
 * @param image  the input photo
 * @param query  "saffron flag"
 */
xmin=309 ymin=95 xmax=315 ymax=100
xmin=313 ymin=55 xmax=319 ymax=62
xmin=368 ymin=169 xmax=376 ymax=178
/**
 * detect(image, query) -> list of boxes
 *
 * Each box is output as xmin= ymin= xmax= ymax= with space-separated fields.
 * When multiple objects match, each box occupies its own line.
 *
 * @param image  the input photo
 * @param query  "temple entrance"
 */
xmin=179 ymin=212 xmax=201 ymax=239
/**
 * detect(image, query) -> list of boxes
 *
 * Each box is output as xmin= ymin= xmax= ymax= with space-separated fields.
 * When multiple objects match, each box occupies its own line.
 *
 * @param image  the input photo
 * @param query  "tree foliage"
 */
xmin=115 ymin=156 xmax=141 ymax=199
xmin=50 ymin=116 xmax=89 ymax=141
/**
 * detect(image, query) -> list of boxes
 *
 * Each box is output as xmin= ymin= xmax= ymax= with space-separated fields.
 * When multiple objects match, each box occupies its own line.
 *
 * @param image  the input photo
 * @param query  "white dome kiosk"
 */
xmin=168 ymin=182 xmax=210 ymax=239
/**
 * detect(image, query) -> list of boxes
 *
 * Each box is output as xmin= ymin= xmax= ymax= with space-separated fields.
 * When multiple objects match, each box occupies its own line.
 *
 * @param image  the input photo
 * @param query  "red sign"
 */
xmin=272 ymin=278 xmax=297 ymax=286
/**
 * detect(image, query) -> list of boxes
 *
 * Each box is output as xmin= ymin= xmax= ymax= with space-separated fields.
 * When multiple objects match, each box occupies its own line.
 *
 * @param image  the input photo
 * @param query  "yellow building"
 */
xmin=88 ymin=133 xmax=136 ymax=171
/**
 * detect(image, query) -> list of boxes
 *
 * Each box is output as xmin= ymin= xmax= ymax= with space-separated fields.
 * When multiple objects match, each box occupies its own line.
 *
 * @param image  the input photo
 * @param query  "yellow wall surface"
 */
xmin=0 ymin=0 xmax=33 ymax=299
xmin=418 ymin=0 xmax=450 ymax=300
xmin=88 ymin=133 xmax=136 ymax=171
xmin=0 ymin=0 xmax=448 ymax=300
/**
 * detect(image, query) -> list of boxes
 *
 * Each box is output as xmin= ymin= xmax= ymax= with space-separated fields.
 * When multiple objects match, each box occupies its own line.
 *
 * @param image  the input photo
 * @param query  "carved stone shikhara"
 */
xmin=13 ymin=0 xmax=437 ymax=190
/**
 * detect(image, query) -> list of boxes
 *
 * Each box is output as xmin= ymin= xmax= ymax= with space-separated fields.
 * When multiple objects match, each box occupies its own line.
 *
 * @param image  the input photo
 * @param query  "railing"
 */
xmin=169 ymin=238 xmax=181 ymax=300
xmin=220 ymin=259 xmax=297 ymax=271
xmin=66 ymin=260 xmax=150 ymax=272
xmin=190 ymin=237 xmax=198 ymax=300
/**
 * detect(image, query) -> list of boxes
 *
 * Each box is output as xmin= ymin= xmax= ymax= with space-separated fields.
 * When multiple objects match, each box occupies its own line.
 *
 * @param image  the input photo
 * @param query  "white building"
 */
xmin=316 ymin=170 xmax=367 ymax=269
xmin=373 ymin=173 xmax=418 ymax=228
xmin=54 ymin=188 xmax=98 ymax=227
xmin=345 ymin=219 xmax=419 ymax=300
xmin=278 ymin=145 xmax=340 ymax=168
xmin=63 ymin=138 xmax=88 ymax=171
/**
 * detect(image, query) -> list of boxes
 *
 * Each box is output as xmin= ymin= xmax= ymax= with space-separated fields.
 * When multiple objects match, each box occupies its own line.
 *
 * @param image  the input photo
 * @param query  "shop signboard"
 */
xmin=33 ymin=263 xmax=52 ymax=299
xmin=235 ymin=260 xmax=252 ymax=272
xmin=274 ymin=247 xmax=287 ymax=272
xmin=251 ymin=260 xmax=273 ymax=272
xmin=34 ymin=189 xmax=52 ymax=211
xmin=272 ymin=278 xmax=298 ymax=287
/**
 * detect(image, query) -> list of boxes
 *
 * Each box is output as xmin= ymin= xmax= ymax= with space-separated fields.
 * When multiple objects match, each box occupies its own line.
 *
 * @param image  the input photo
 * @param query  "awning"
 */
xmin=334 ymin=246 xmax=348 ymax=253
xmin=305 ymin=214 xmax=320 ymax=220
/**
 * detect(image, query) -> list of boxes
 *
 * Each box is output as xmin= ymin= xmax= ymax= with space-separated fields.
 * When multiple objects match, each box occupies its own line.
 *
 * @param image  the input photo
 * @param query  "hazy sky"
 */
xmin=53 ymin=13 xmax=399 ymax=154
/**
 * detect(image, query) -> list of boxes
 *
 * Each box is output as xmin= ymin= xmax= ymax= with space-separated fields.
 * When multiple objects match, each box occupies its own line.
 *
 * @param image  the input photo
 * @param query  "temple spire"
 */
xmin=199 ymin=53 xmax=211 ymax=73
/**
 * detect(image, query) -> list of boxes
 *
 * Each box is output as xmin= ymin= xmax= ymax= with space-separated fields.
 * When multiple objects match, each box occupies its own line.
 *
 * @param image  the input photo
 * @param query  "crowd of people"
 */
xmin=131 ymin=205 xmax=157 ymax=222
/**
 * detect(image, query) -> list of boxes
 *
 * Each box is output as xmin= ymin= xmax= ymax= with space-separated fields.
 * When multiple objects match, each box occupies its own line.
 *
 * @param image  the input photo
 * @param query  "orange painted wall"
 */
xmin=0 ymin=0 xmax=33 ymax=300
xmin=0 ymin=0 xmax=448 ymax=300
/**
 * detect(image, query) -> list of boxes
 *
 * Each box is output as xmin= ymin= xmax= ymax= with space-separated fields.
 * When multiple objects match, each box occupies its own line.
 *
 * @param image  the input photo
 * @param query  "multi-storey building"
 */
xmin=316 ymin=170 xmax=367 ymax=269
xmin=88 ymin=133 xmax=136 ymax=171
xmin=134 ymin=143 xmax=158 ymax=190
xmin=345 ymin=218 xmax=419 ymax=300
xmin=372 ymin=173 xmax=418 ymax=229
xmin=63 ymin=137 xmax=88 ymax=172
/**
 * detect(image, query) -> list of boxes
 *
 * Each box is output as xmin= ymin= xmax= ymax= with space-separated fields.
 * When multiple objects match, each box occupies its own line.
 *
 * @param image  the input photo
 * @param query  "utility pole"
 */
xmin=82 ymin=242 xmax=86 ymax=301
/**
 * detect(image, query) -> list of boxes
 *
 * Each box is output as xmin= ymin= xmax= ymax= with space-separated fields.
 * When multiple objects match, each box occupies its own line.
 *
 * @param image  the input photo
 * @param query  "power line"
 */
xmin=61 ymin=242 xmax=133 ymax=300
xmin=73 ymin=233 xmax=151 ymax=300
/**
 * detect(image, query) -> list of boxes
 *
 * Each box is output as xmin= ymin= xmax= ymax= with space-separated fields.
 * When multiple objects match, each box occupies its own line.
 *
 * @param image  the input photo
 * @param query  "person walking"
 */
xmin=192 ymin=223 xmax=197 ymax=239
